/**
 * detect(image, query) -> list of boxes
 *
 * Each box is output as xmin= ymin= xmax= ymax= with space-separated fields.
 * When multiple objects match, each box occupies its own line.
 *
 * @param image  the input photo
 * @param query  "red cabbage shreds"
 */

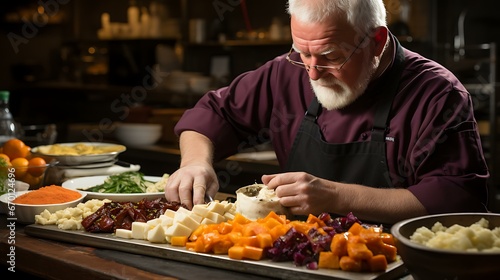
xmin=320 ymin=212 xmax=362 ymax=233
xmin=307 ymin=227 xmax=333 ymax=253
xmin=265 ymin=227 xmax=309 ymax=262
xmin=306 ymin=261 xmax=318 ymax=270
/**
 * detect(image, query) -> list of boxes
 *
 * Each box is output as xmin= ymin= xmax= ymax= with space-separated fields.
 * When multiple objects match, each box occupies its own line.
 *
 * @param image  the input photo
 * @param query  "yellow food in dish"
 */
xmin=410 ymin=218 xmax=500 ymax=252
xmin=37 ymin=143 xmax=125 ymax=156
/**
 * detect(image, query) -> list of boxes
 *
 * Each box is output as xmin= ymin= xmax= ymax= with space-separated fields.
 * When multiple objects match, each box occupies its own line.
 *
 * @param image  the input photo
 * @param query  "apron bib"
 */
xmin=285 ymin=40 xmax=405 ymax=189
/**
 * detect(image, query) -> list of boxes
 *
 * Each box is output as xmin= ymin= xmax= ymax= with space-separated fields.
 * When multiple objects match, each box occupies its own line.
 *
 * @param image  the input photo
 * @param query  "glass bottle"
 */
xmin=0 ymin=90 xmax=20 ymax=145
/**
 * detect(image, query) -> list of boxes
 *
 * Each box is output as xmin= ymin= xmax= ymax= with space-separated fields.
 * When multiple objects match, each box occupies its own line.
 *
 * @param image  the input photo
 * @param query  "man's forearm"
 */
xmin=179 ymin=131 xmax=214 ymax=167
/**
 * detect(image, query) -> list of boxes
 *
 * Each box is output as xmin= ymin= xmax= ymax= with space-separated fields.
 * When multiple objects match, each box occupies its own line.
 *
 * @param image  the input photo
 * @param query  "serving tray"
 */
xmin=25 ymin=224 xmax=406 ymax=280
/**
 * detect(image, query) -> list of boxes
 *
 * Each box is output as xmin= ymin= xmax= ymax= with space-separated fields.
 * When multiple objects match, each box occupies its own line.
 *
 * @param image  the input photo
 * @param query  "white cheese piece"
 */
xmin=147 ymin=224 xmax=167 ymax=243
xmin=205 ymin=212 xmax=225 ymax=223
xmin=147 ymin=218 xmax=161 ymax=227
xmin=174 ymin=212 xmax=200 ymax=231
xmin=192 ymin=204 xmax=210 ymax=218
xmin=163 ymin=209 xmax=176 ymax=218
xmin=159 ymin=215 xmax=174 ymax=227
xmin=115 ymin=228 xmax=133 ymax=239
xmin=187 ymin=212 xmax=203 ymax=223
xmin=165 ymin=223 xmax=193 ymax=242
xmin=206 ymin=201 xmax=226 ymax=215
xmin=224 ymin=212 xmax=235 ymax=221
xmin=200 ymin=217 xmax=216 ymax=225
xmin=131 ymin=222 xmax=150 ymax=239
xmin=176 ymin=207 xmax=192 ymax=216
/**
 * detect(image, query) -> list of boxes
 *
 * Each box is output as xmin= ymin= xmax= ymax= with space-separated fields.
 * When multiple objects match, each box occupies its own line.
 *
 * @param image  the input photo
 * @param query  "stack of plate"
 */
xmin=31 ymin=142 xmax=140 ymax=183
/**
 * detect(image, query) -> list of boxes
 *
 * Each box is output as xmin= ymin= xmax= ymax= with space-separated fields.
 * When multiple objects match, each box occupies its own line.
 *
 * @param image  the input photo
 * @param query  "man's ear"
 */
xmin=373 ymin=26 xmax=389 ymax=56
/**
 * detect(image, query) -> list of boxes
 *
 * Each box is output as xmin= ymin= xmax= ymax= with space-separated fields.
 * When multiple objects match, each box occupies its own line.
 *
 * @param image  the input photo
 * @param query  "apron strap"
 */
xmin=371 ymin=39 xmax=406 ymax=142
xmin=304 ymin=94 xmax=321 ymax=121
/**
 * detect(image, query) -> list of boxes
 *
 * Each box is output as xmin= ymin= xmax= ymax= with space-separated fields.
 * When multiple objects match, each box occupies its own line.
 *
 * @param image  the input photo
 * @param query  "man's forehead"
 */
xmin=290 ymin=15 xmax=356 ymax=52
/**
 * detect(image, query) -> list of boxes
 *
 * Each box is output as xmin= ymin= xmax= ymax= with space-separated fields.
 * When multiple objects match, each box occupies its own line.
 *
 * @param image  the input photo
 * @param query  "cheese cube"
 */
xmin=200 ymin=217 xmax=216 ymax=225
xmin=159 ymin=215 xmax=174 ymax=227
xmin=174 ymin=212 xmax=200 ymax=231
xmin=131 ymin=222 xmax=150 ymax=240
xmin=206 ymin=212 xmax=225 ymax=223
xmin=115 ymin=228 xmax=133 ymax=239
xmin=188 ymin=212 xmax=204 ymax=223
xmin=192 ymin=204 xmax=210 ymax=218
xmin=147 ymin=218 xmax=161 ymax=227
xmin=224 ymin=212 xmax=235 ymax=221
xmin=176 ymin=207 xmax=192 ymax=216
xmin=165 ymin=223 xmax=192 ymax=242
xmin=147 ymin=224 xmax=167 ymax=243
xmin=206 ymin=202 xmax=226 ymax=215
xmin=163 ymin=209 xmax=176 ymax=218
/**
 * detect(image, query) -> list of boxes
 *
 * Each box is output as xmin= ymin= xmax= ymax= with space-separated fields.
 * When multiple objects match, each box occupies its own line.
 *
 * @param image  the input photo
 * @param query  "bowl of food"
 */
xmin=0 ymin=185 xmax=86 ymax=224
xmin=114 ymin=123 xmax=162 ymax=147
xmin=31 ymin=142 xmax=126 ymax=166
xmin=390 ymin=213 xmax=500 ymax=280
xmin=0 ymin=157 xmax=57 ymax=191
xmin=235 ymin=183 xmax=291 ymax=220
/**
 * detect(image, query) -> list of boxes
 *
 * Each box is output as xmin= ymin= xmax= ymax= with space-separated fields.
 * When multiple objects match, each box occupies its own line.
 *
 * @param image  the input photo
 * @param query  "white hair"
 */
xmin=287 ymin=0 xmax=387 ymax=34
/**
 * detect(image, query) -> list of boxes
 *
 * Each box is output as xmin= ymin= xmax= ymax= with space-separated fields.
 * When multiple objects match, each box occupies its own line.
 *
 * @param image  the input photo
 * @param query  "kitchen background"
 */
xmin=0 ymin=0 xmax=499 ymax=209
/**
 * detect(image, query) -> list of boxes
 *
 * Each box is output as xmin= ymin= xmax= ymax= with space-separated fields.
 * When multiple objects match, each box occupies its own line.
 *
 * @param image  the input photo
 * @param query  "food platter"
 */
xmin=24 ymin=224 xmax=406 ymax=280
xmin=31 ymin=142 xmax=126 ymax=166
xmin=62 ymin=175 xmax=164 ymax=202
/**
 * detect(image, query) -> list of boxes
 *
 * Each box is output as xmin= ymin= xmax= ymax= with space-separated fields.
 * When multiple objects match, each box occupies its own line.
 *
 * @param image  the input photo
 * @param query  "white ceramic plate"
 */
xmin=62 ymin=175 xmax=164 ymax=202
xmin=32 ymin=142 xmax=126 ymax=166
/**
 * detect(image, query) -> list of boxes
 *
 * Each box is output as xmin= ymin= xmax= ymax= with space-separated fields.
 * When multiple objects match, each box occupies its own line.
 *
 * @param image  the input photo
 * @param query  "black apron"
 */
xmin=285 ymin=40 xmax=405 ymax=189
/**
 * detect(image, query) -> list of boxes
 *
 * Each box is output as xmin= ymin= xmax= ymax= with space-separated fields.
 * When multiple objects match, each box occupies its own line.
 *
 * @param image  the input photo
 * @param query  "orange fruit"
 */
xmin=28 ymin=157 xmax=47 ymax=177
xmin=2 ymin=139 xmax=30 ymax=160
xmin=20 ymin=173 xmax=42 ymax=189
xmin=0 ymin=153 xmax=10 ymax=165
xmin=11 ymin=157 xmax=29 ymax=178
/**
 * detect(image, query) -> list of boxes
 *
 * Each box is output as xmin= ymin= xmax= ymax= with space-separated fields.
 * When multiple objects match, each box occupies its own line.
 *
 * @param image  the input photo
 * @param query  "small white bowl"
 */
xmin=0 ymin=190 xmax=86 ymax=224
xmin=115 ymin=123 xmax=162 ymax=147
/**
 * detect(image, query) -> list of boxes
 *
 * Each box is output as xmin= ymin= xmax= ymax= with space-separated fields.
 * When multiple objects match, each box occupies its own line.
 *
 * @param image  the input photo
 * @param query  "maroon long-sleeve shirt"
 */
xmin=175 ymin=39 xmax=489 ymax=214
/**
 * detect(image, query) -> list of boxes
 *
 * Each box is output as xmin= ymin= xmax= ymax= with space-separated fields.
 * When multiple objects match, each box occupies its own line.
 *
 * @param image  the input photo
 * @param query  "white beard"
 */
xmin=311 ymin=56 xmax=380 ymax=110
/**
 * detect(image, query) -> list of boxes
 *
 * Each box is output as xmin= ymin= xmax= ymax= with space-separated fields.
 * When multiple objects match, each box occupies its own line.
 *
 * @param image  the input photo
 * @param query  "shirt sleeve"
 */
xmin=174 ymin=56 xmax=286 ymax=161
xmin=403 ymin=89 xmax=489 ymax=213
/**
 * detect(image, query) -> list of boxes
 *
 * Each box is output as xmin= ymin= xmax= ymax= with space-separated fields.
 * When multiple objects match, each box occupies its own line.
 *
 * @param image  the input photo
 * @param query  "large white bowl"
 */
xmin=115 ymin=123 xmax=162 ymax=147
xmin=0 ymin=190 xmax=86 ymax=224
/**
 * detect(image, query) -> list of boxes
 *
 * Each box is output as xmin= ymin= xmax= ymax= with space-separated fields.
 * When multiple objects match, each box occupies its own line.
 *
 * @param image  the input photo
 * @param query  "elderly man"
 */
xmin=165 ymin=0 xmax=489 ymax=224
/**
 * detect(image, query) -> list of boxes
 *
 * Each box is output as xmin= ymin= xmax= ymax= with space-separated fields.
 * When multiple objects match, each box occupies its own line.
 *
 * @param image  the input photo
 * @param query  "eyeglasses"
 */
xmin=286 ymin=35 xmax=368 ymax=72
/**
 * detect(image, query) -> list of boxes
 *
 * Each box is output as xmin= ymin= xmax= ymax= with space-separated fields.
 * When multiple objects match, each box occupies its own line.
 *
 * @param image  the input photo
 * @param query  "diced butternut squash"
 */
xmin=213 ymin=240 xmax=233 ymax=255
xmin=318 ymin=251 xmax=340 ymax=269
xmin=256 ymin=233 xmax=273 ymax=249
xmin=339 ymin=256 xmax=363 ymax=272
xmin=368 ymin=254 xmax=388 ymax=272
xmin=330 ymin=232 xmax=348 ymax=256
xmin=242 ymin=246 xmax=264 ymax=261
xmin=228 ymin=245 xmax=245 ymax=260
xmin=170 ymin=236 xmax=188 ymax=247
xmin=217 ymin=222 xmax=233 ymax=235
xmin=347 ymin=222 xmax=364 ymax=235
xmin=347 ymin=235 xmax=373 ymax=260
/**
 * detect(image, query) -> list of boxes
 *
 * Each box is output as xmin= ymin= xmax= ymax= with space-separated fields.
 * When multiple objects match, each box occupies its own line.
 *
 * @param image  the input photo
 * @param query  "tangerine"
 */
xmin=0 ymin=153 xmax=10 ymax=165
xmin=20 ymin=173 xmax=42 ymax=189
xmin=2 ymin=139 xmax=30 ymax=160
xmin=28 ymin=157 xmax=47 ymax=177
xmin=11 ymin=157 xmax=29 ymax=178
